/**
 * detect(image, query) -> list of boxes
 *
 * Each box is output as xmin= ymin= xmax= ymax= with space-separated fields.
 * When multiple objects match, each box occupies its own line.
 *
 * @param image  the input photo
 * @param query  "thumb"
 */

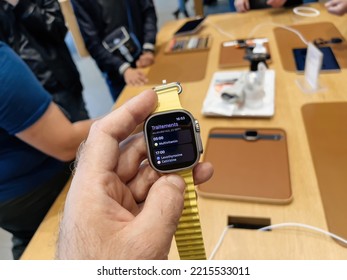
xmin=135 ymin=175 xmax=186 ymax=243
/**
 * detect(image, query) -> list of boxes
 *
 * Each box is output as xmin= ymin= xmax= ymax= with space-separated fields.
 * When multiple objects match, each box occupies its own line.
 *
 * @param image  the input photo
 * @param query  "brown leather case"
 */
xmin=219 ymin=41 xmax=271 ymax=69
xmin=302 ymin=103 xmax=347 ymax=245
xmin=147 ymin=42 xmax=209 ymax=84
xmin=197 ymin=128 xmax=292 ymax=204
xmin=274 ymin=22 xmax=347 ymax=72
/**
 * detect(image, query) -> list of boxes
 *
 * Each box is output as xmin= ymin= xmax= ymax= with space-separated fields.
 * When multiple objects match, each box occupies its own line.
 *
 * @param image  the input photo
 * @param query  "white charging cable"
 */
xmin=208 ymin=222 xmax=347 ymax=260
xmin=208 ymin=225 xmax=234 ymax=260
xmin=206 ymin=20 xmax=236 ymax=39
xmin=258 ymin=222 xmax=347 ymax=245
xmin=293 ymin=6 xmax=320 ymax=17
xmin=247 ymin=22 xmax=309 ymax=45
xmin=206 ymin=20 xmax=309 ymax=46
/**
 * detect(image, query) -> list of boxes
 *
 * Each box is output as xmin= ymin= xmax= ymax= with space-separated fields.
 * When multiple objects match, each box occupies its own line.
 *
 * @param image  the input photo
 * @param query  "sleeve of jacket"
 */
xmin=12 ymin=0 xmax=67 ymax=44
xmin=71 ymin=0 xmax=125 ymax=74
xmin=0 ymin=7 xmax=11 ymax=43
xmin=140 ymin=0 xmax=157 ymax=48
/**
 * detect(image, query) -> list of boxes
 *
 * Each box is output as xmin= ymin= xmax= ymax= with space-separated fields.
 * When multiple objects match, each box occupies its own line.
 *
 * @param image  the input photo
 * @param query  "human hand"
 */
xmin=266 ymin=0 xmax=287 ymax=8
xmin=136 ymin=51 xmax=155 ymax=68
xmin=235 ymin=0 xmax=250 ymax=12
xmin=4 ymin=0 xmax=19 ymax=6
xmin=56 ymin=89 xmax=214 ymax=259
xmin=124 ymin=67 xmax=148 ymax=86
xmin=325 ymin=0 xmax=347 ymax=16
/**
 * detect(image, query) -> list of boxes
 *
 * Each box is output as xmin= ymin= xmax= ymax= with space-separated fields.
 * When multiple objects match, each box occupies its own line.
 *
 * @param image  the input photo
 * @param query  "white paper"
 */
xmin=202 ymin=70 xmax=275 ymax=118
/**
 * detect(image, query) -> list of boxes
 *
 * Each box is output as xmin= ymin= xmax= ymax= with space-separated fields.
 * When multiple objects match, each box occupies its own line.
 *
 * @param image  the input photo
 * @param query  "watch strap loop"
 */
xmin=153 ymin=82 xmax=183 ymax=112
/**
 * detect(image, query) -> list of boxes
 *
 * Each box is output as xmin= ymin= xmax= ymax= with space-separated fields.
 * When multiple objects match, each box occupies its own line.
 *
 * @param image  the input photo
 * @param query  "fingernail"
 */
xmin=166 ymin=175 xmax=186 ymax=192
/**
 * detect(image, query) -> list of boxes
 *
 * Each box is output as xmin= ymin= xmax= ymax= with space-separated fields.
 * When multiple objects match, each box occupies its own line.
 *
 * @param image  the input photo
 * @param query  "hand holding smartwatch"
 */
xmin=144 ymin=81 xmax=206 ymax=260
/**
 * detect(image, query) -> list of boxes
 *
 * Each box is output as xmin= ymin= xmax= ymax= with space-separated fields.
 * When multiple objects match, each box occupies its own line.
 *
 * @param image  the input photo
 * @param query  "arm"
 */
xmin=266 ymin=0 xmax=287 ymax=8
xmin=0 ymin=6 xmax=11 ymax=43
xmin=16 ymin=103 xmax=93 ymax=162
xmin=71 ymin=0 xmax=125 ymax=74
xmin=56 ymin=89 xmax=213 ymax=259
xmin=8 ymin=0 xmax=68 ymax=43
xmin=135 ymin=0 xmax=157 ymax=68
xmin=325 ymin=0 xmax=347 ymax=16
xmin=139 ymin=0 xmax=157 ymax=50
xmin=234 ymin=0 xmax=250 ymax=12
xmin=0 ymin=43 xmax=93 ymax=162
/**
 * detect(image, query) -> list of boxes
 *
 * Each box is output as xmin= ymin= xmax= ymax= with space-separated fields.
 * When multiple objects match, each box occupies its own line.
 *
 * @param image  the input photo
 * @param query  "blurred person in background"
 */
xmin=71 ymin=0 xmax=157 ymax=101
xmin=0 ymin=0 xmax=89 ymax=122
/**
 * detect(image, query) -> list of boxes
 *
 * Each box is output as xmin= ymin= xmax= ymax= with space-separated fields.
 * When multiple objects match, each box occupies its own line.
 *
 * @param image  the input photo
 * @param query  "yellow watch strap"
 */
xmin=175 ymin=169 xmax=206 ymax=260
xmin=153 ymin=82 xmax=183 ymax=112
xmin=152 ymin=82 xmax=206 ymax=260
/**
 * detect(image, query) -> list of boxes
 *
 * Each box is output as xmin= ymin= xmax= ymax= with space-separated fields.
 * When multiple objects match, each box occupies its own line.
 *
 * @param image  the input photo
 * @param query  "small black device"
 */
xmin=173 ymin=17 xmax=205 ymax=37
xmin=292 ymin=46 xmax=340 ymax=72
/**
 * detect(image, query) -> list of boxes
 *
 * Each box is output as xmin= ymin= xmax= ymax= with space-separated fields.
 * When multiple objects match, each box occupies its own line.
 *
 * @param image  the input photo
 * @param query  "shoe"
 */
xmin=173 ymin=9 xmax=179 ymax=19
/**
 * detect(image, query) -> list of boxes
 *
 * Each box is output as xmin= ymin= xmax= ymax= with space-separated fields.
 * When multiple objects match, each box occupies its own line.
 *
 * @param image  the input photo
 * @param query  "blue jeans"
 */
xmin=104 ymin=73 xmax=125 ymax=102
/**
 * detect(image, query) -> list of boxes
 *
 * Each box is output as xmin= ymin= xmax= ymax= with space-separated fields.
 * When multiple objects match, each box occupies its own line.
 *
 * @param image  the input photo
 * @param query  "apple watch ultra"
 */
xmin=144 ymin=81 xmax=206 ymax=260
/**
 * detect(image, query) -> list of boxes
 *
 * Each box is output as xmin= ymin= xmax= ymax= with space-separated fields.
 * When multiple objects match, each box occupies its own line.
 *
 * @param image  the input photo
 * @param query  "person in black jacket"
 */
xmin=71 ymin=0 xmax=158 ymax=101
xmin=0 ymin=0 xmax=89 ymax=122
xmin=234 ymin=0 xmax=307 ymax=12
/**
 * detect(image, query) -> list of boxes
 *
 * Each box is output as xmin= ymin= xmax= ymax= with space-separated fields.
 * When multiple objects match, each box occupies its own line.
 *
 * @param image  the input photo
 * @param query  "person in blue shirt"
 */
xmin=1 ymin=40 xmax=213 ymax=260
xmin=0 ymin=42 xmax=94 ymax=259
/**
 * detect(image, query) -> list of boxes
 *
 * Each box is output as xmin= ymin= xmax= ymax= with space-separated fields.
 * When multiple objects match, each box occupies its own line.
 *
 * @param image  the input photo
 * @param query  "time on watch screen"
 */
xmin=145 ymin=111 xmax=198 ymax=172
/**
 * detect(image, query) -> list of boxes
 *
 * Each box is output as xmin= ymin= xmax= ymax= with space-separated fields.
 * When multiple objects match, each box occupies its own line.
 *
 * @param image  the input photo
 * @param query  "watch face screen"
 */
xmin=145 ymin=110 xmax=199 ymax=172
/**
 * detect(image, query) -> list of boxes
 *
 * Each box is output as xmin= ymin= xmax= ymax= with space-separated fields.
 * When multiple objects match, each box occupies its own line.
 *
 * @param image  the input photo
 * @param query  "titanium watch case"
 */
xmin=144 ymin=84 xmax=203 ymax=173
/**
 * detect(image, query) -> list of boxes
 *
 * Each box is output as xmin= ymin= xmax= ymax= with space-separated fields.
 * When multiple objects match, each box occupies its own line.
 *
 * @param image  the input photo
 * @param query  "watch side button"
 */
xmin=194 ymin=120 xmax=203 ymax=154
xmin=194 ymin=120 xmax=201 ymax=132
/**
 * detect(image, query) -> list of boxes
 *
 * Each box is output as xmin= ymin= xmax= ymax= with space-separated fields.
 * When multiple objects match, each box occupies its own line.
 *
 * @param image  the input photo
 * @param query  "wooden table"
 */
xmin=21 ymin=3 xmax=347 ymax=260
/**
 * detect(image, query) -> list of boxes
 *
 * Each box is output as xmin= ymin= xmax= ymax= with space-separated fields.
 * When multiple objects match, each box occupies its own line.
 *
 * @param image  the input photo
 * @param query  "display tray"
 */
xmin=302 ymin=102 xmax=347 ymax=247
xmin=197 ymin=128 xmax=292 ymax=204
xmin=274 ymin=22 xmax=347 ymax=72
xmin=147 ymin=42 xmax=209 ymax=84
xmin=219 ymin=38 xmax=272 ymax=68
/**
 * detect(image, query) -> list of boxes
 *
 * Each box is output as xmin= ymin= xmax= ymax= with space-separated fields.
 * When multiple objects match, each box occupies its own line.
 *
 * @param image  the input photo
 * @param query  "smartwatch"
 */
xmin=144 ymin=81 xmax=206 ymax=260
